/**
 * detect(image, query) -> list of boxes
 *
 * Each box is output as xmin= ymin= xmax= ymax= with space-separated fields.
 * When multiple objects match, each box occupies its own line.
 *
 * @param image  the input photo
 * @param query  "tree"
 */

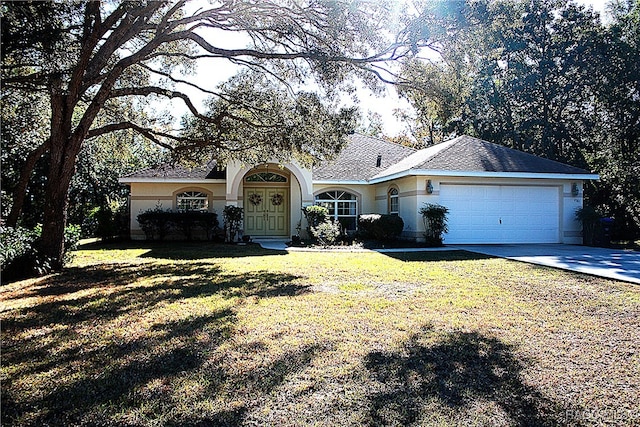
xmin=1 ymin=0 xmax=424 ymax=269
xmin=398 ymin=0 xmax=640 ymax=239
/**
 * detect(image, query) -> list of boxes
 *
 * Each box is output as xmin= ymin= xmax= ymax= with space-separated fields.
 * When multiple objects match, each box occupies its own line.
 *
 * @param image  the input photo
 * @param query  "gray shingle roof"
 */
xmin=122 ymin=134 xmax=593 ymax=182
xmin=374 ymin=135 xmax=592 ymax=178
xmin=313 ymin=133 xmax=416 ymax=181
xmin=122 ymin=159 xmax=225 ymax=180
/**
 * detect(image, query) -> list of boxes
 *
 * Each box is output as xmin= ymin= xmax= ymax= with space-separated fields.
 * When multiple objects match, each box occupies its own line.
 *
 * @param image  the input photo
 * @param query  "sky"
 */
xmin=169 ymin=0 xmax=611 ymax=137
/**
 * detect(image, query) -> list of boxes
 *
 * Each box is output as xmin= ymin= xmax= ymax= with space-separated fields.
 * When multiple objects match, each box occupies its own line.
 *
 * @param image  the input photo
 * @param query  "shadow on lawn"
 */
xmin=382 ymin=250 xmax=496 ymax=263
xmin=1 ymin=260 xmax=312 ymax=426
xmin=2 ymin=262 xmax=306 ymax=329
xmin=78 ymin=240 xmax=284 ymax=261
xmin=365 ymin=326 xmax=571 ymax=426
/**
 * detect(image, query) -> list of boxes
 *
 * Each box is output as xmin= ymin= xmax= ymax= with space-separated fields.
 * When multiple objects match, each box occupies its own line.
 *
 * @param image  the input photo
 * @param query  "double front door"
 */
xmin=244 ymin=187 xmax=288 ymax=237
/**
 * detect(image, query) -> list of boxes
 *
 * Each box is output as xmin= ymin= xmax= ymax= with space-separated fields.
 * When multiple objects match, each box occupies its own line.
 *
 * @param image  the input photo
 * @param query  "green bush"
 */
xmin=85 ymin=200 xmax=127 ymax=240
xmin=575 ymin=205 xmax=603 ymax=246
xmin=0 ymin=226 xmax=37 ymax=269
xmin=419 ymin=203 xmax=449 ymax=246
xmin=358 ymin=214 xmax=404 ymax=241
xmin=310 ymin=220 xmax=341 ymax=247
xmin=303 ymin=205 xmax=329 ymax=230
xmin=1 ymin=224 xmax=81 ymax=282
xmin=137 ymin=209 xmax=219 ymax=241
xmin=223 ymin=205 xmax=243 ymax=242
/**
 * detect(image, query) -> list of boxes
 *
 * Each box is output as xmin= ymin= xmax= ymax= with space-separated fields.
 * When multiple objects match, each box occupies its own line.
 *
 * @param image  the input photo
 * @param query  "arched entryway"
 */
xmin=243 ymin=168 xmax=290 ymax=237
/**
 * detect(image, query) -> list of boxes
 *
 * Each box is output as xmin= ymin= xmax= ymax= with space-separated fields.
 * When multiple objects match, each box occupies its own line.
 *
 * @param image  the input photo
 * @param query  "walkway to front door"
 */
xmin=244 ymin=187 xmax=288 ymax=237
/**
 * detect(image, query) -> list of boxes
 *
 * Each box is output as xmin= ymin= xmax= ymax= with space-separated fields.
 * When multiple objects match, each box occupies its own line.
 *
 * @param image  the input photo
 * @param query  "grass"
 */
xmin=1 ymin=242 xmax=639 ymax=426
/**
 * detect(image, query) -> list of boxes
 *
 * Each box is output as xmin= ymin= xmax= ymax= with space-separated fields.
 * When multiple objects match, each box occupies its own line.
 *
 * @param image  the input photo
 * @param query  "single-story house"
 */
xmin=119 ymin=134 xmax=599 ymax=244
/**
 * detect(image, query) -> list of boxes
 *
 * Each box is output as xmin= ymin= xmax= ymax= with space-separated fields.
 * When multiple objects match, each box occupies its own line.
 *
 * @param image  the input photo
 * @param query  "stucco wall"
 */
xmin=127 ymin=181 xmax=225 ymax=239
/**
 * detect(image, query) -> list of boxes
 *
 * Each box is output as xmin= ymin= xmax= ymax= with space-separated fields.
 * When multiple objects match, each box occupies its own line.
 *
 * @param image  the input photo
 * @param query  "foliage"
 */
xmin=419 ymin=203 xmax=449 ymax=246
xmin=84 ymin=199 xmax=128 ymax=240
xmin=303 ymin=205 xmax=330 ymax=232
xmin=0 ymin=224 xmax=81 ymax=282
xmin=0 ymin=226 xmax=38 ymax=269
xmin=1 ymin=0 xmax=426 ymax=268
xmin=222 ymin=206 xmax=244 ymax=243
xmin=310 ymin=220 xmax=342 ymax=247
xmin=575 ymin=205 xmax=604 ymax=246
xmin=358 ymin=213 xmax=405 ymax=241
xmin=399 ymin=0 xmax=640 ymax=240
xmin=137 ymin=209 xmax=218 ymax=241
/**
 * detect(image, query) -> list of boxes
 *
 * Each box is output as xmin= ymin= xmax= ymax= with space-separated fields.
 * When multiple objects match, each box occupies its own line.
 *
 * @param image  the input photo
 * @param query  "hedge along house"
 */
xmin=119 ymin=134 xmax=599 ymax=244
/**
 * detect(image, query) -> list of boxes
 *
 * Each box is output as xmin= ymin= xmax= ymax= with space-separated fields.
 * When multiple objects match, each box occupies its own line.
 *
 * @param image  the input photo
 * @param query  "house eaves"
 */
xmin=368 ymin=169 xmax=600 ymax=184
xmin=118 ymin=178 xmax=226 ymax=184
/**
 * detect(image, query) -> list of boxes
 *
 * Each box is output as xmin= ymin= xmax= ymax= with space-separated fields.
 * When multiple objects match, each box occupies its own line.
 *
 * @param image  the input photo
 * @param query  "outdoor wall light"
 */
xmin=571 ymin=182 xmax=580 ymax=197
xmin=426 ymin=179 xmax=434 ymax=194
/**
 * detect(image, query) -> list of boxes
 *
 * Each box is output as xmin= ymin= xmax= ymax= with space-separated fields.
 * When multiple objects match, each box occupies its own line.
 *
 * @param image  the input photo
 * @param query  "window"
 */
xmin=315 ymin=190 xmax=358 ymax=231
xmin=245 ymin=172 xmax=287 ymax=183
xmin=388 ymin=187 xmax=399 ymax=215
xmin=176 ymin=191 xmax=209 ymax=211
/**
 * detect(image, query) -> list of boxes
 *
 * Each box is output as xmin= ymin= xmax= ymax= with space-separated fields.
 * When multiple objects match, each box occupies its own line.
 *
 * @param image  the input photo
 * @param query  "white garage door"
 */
xmin=439 ymin=184 xmax=561 ymax=244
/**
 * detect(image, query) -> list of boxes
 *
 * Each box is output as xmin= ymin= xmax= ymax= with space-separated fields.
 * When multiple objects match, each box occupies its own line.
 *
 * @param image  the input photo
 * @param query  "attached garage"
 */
xmin=440 ymin=184 xmax=561 ymax=244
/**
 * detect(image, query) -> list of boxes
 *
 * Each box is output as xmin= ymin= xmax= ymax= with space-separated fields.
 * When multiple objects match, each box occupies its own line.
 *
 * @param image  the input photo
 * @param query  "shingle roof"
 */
xmin=374 ymin=135 xmax=592 ymax=178
xmin=313 ymin=133 xmax=416 ymax=181
xmin=122 ymin=159 xmax=225 ymax=180
xmin=122 ymin=134 xmax=593 ymax=182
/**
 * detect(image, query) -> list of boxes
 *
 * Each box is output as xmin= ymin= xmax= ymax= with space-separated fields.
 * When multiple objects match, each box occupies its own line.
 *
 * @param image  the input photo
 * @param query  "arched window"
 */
xmin=176 ymin=191 xmax=209 ymax=211
xmin=245 ymin=172 xmax=287 ymax=183
xmin=388 ymin=187 xmax=399 ymax=215
xmin=315 ymin=190 xmax=358 ymax=231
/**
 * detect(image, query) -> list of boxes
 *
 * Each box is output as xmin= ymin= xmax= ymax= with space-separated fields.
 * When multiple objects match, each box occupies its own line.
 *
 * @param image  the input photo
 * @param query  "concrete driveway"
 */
xmin=456 ymin=244 xmax=640 ymax=284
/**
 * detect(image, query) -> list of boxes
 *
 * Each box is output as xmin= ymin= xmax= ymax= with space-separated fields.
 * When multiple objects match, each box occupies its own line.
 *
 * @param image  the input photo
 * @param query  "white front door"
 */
xmin=439 ymin=184 xmax=561 ymax=244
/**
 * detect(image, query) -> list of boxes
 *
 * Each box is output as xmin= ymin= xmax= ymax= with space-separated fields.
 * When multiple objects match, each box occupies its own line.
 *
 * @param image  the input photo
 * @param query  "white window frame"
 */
xmin=388 ymin=187 xmax=399 ymax=215
xmin=314 ymin=190 xmax=358 ymax=231
xmin=176 ymin=191 xmax=209 ymax=211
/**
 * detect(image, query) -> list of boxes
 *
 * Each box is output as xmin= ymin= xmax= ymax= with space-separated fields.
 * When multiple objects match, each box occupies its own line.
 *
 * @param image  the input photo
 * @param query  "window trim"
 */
xmin=388 ymin=186 xmax=399 ymax=215
xmin=314 ymin=189 xmax=359 ymax=231
xmin=173 ymin=188 xmax=212 ymax=212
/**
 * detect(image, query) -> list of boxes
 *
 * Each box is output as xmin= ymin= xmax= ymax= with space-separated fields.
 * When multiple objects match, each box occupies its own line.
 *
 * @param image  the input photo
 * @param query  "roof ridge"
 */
xmin=419 ymin=135 xmax=465 ymax=164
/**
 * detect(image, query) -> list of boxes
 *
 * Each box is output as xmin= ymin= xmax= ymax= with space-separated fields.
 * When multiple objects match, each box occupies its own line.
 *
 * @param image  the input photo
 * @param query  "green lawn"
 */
xmin=2 ymin=243 xmax=639 ymax=426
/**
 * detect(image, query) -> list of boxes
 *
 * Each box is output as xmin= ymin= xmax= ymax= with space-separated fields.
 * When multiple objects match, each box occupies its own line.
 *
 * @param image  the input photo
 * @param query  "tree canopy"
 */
xmin=1 ymin=0 xmax=425 ymax=268
xmin=397 ymin=0 xmax=640 ymax=238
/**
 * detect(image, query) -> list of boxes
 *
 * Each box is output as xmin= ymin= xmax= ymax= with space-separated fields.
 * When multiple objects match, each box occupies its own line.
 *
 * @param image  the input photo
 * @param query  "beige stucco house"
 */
xmin=119 ymin=134 xmax=599 ymax=244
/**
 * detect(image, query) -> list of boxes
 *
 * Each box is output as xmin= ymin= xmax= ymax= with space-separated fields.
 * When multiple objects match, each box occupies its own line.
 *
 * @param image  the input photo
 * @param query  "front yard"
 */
xmin=1 ymin=243 xmax=639 ymax=426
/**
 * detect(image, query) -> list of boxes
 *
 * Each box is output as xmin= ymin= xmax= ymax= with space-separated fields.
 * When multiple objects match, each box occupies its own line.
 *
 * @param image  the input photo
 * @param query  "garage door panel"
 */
xmin=440 ymin=184 xmax=560 ymax=244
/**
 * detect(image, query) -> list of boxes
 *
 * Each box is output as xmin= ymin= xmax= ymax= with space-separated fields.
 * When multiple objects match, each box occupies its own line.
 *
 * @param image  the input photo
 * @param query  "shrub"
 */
xmin=0 ymin=226 xmax=37 ymax=270
xmin=303 ymin=205 xmax=329 ymax=231
xmin=223 ymin=205 xmax=243 ymax=242
xmin=311 ymin=220 xmax=341 ymax=247
xmin=419 ymin=203 xmax=449 ymax=246
xmin=85 ymin=200 xmax=127 ymax=240
xmin=1 ymin=224 xmax=81 ymax=282
xmin=575 ymin=205 xmax=602 ymax=246
xmin=358 ymin=214 xmax=404 ymax=241
xmin=137 ymin=209 xmax=218 ymax=241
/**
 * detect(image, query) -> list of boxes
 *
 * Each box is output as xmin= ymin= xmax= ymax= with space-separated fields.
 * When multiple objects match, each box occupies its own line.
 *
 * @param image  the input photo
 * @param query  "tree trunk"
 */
xmin=38 ymin=86 xmax=81 ymax=270
xmin=6 ymin=141 xmax=48 ymax=227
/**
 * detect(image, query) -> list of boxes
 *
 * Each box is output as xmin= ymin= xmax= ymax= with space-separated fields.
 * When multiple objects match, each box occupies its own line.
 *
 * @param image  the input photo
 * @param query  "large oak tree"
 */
xmin=1 ymin=0 xmax=423 ymax=269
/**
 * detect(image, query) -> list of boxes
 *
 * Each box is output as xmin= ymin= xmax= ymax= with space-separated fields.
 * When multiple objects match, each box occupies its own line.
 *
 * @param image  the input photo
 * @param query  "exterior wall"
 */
xmin=125 ymin=172 xmax=586 ymax=244
xmin=373 ymin=176 xmax=422 ymax=240
xmin=127 ymin=181 xmax=226 ymax=240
